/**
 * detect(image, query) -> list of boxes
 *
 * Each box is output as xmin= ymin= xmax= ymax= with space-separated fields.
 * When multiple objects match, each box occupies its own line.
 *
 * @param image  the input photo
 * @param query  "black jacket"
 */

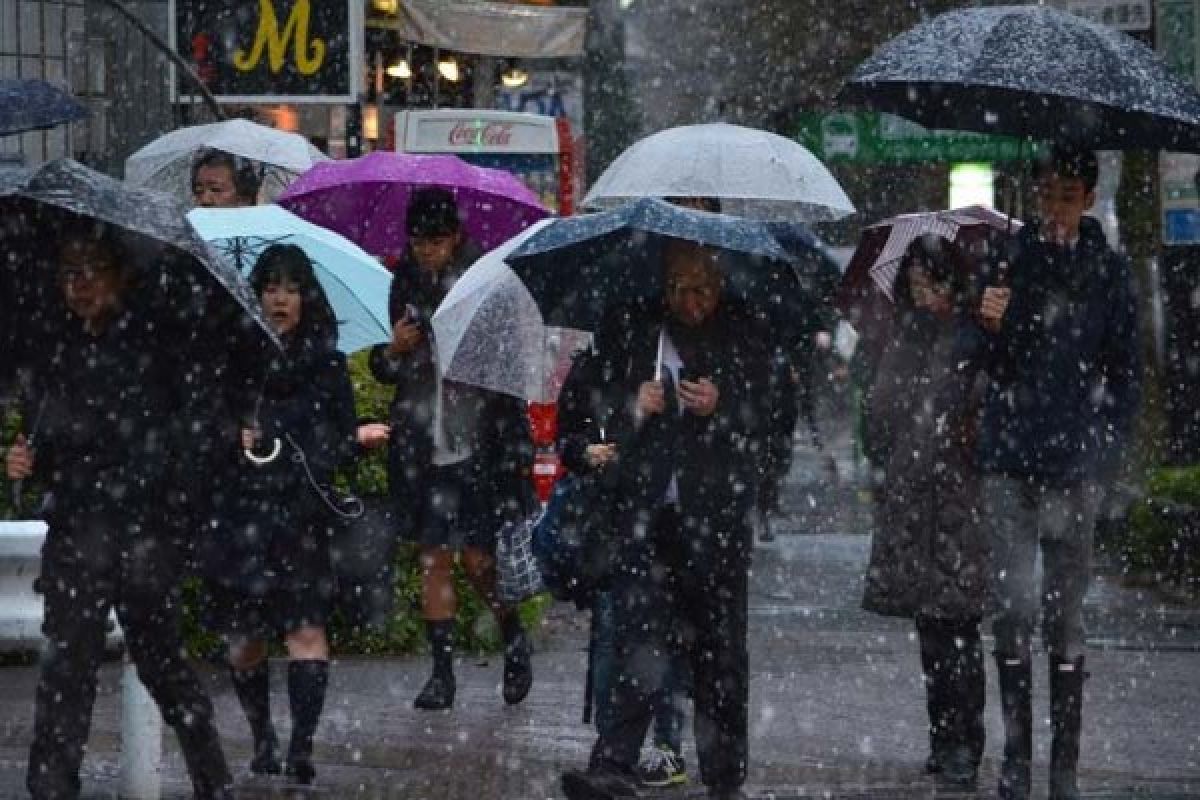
xmin=368 ymin=245 xmax=534 ymax=531
xmin=956 ymin=217 xmax=1141 ymax=485
xmin=574 ymin=302 xmax=771 ymax=570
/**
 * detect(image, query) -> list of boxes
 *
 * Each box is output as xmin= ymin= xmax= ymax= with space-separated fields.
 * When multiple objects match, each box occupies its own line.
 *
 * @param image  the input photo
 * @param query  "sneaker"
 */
xmin=637 ymin=745 xmax=687 ymax=788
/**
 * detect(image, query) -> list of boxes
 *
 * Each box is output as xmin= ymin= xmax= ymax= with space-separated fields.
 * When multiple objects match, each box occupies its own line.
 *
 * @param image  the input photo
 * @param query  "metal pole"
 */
xmin=96 ymin=0 xmax=225 ymax=121
xmin=118 ymin=653 xmax=163 ymax=800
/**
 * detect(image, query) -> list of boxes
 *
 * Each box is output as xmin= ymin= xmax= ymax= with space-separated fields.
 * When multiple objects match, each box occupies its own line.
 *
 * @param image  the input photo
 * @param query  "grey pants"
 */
xmin=982 ymin=476 xmax=1101 ymax=661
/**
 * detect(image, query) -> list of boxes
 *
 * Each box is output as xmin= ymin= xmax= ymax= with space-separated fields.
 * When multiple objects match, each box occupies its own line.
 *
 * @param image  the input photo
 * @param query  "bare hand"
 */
xmin=637 ymin=380 xmax=666 ymax=417
xmin=388 ymin=319 xmax=424 ymax=356
xmin=980 ymin=286 xmax=1011 ymax=333
xmin=679 ymin=378 xmax=719 ymax=417
xmin=5 ymin=434 xmax=33 ymax=480
xmin=585 ymin=443 xmax=617 ymax=468
xmin=240 ymin=428 xmax=262 ymax=451
xmin=356 ymin=422 xmax=391 ymax=449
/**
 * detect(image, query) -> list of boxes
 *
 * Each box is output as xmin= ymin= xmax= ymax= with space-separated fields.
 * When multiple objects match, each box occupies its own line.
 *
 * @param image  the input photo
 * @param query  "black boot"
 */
xmin=1049 ymin=655 xmax=1086 ymax=800
xmin=230 ymin=662 xmax=281 ymax=775
xmin=284 ymin=660 xmax=328 ymax=786
xmin=501 ymin=614 xmax=533 ymax=706
xmin=415 ymin=620 xmax=456 ymax=710
xmin=916 ymin=620 xmax=950 ymax=775
xmin=995 ymin=654 xmax=1033 ymax=800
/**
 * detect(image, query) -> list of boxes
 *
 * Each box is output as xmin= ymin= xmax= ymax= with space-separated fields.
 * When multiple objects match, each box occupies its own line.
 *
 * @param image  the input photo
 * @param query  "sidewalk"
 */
xmin=0 ymin=427 xmax=1198 ymax=798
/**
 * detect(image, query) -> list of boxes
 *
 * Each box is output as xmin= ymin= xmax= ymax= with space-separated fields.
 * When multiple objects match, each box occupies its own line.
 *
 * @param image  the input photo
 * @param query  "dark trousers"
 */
xmin=28 ymin=509 xmax=229 ymax=800
xmin=590 ymin=506 xmax=749 ymax=790
xmin=916 ymin=615 xmax=986 ymax=765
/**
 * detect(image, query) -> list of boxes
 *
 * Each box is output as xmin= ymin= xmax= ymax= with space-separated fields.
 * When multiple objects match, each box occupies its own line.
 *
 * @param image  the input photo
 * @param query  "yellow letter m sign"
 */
xmin=233 ymin=0 xmax=326 ymax=76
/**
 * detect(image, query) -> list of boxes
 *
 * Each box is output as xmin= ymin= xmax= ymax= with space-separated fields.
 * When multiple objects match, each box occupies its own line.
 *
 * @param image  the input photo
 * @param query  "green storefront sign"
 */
xmin=794 ymin=112 xmax=1032 ymax=164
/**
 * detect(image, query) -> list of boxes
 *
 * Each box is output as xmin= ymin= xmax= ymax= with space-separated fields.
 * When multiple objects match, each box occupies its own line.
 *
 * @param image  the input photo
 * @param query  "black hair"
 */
xmin=891 ymin=234 xmax=969 ymax=314
xmin=248 ymin=243 xmax=337 ymax=349
xmin=190 ymin=148 xmax=261 ymax=203
xmin=1035 ymin=143 xmax=1099 ymax=192
xmin=406 ymin=187 xmax=461 ymax=237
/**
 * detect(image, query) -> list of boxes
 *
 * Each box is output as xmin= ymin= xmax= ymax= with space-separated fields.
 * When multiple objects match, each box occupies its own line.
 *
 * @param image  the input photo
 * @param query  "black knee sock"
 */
xmin=499 ymin=611 xmax=524 ymax=644
xmin=427 ymin=620 xmax=456 ymax=677
xmin=230 ymin=662 xmax=276 ymax=747
xmin=287 ymin=660 xmax=328 ymax=762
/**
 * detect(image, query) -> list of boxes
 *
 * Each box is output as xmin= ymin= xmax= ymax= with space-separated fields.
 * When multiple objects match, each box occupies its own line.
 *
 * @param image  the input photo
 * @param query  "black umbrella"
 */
xmin=506 ymin=198 xmax=815 ymax=341
xmin=0 ymin=159 xmax=280 ymax=419
xmin=839 ymin=5 xmax=1200 ymax=152
xmin=0 ymin=79 xmax=87 ymax=137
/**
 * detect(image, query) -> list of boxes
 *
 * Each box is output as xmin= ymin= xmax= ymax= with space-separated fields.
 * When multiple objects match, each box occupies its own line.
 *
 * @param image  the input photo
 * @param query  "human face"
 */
xmin=410 ymin=231 xmax=460 ymax=272
xmin=261 ymin=280 xmax=303 ymax=336
xmin=58 ymin=240 xmax=123 ymax=332
xmin=908 ymin=265 xmax=953 ymax=316
xmin=1036 ymin=173 xmax=1095 ymax=245
xmin=666 ymin=253 xmax=722 ymax=327
xmin=192 ymin=165 xmax=243 ymax=208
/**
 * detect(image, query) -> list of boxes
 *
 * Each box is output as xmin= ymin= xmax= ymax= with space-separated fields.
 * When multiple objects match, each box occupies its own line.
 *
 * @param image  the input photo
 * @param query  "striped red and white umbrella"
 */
xmin=840 ymin=205 xmax=1019 ymax=304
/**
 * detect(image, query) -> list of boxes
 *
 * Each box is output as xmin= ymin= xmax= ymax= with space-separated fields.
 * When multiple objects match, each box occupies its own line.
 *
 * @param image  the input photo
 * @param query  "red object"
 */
xmin=528 ymin=402 xmax=558 ymax=446
xmin=555 ymin=116 xmax=575 ymax=216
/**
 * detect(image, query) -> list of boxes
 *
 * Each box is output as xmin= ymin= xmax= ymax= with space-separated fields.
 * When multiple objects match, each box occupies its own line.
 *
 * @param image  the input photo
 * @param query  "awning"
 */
xmin=377 ymin=1 xmax=588 ymax=59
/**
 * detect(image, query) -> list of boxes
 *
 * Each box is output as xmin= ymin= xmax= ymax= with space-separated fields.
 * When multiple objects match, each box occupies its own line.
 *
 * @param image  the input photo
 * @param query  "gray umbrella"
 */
xmin=840 ymin=5 xmax=1200 ymax=152
xmin=0 ymin=158 xmax=276 ymax=351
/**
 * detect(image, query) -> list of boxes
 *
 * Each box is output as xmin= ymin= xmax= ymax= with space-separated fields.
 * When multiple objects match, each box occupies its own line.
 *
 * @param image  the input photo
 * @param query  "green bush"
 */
xmin=1124 ymin=465 xmax=1200 ymax=585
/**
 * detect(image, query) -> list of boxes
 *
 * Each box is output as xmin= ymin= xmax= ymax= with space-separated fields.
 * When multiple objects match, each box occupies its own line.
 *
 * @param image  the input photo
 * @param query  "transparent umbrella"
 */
xmin=124 ymin=119 xmax=329 ymax=203
xmin=583 ymin=122 xmax=856 ymax=222
xmin=431 ymin=220 xmax=590 ymax=404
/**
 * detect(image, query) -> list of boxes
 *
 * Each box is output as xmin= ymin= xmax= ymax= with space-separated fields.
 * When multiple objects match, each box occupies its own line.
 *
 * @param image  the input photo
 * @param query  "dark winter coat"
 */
xmin=958 ymin=216 xmax=1141 ymax=486
xmin=204 ymin=339 xmax=358 ymax=599
xmin=862 ymin=309 xmax=989 ymax=621
xmin=578 ymin=302 xmax=771 ymax=574
xmin=368 ymin=243 xmax=534 ymax=537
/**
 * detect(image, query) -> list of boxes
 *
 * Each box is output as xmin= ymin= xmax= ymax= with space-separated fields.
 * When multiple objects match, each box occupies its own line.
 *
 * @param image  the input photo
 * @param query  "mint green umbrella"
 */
xmin=188 ymin=205 xmax=393 ymax=354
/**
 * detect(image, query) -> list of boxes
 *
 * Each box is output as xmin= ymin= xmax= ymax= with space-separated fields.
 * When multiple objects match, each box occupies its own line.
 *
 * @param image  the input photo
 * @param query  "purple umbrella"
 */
xmin=277 ymin=151 xmax=551 ymax=259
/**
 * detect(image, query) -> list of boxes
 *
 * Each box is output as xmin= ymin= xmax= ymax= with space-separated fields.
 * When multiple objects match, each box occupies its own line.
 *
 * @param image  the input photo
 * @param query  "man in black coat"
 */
xmin=5 ymin=228 xmax=233 ymax=799
xmin=562 ymin=240 xmax=769 ymax=800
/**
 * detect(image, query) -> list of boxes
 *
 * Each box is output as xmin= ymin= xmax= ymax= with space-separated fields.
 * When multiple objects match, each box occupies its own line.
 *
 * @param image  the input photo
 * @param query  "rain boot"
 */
xmin=415 ymin=620 xmax=456 ymax=710
xmin=1049 ymin=655 xmax=1086 ymax=800
xmin=230 ymin=662 xmax=281 ymax=775
xmin=284 ymin=659 xmax=328 ymax=786
xmin=916 ymin=620 xmax=950 ymax=774
xmin=501 ymin=613 xmax=533 ymax=705
xmin=940 ymin=625 xmax=985 ymax=788
xmin=995 ymin=654 xmax=1033 ymax=800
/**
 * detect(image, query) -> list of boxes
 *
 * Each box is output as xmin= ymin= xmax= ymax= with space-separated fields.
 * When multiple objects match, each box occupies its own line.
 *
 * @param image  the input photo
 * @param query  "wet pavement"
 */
xmin=1 ymin=415 xmax=1198 ymax=799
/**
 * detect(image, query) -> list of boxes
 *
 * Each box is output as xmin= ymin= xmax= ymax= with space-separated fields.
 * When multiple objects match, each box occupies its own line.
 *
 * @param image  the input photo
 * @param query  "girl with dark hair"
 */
xmin=861 ymin=235 xmax=990 ymax=788
xmin=203 ymin=243 xmax=369 ymax=785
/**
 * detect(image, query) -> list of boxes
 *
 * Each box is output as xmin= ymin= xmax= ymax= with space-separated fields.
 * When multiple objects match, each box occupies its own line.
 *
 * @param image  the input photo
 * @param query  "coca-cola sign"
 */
xmin=448 ymin=122 xmax=515 ymax=147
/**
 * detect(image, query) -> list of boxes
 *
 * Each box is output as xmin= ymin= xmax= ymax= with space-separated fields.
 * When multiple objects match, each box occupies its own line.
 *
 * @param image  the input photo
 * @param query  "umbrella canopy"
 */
xmin=840 ymin=5 xmax=1200 ymax=152
xmin=0 ymin=159 xmax=278 ymax=363
xmin=506 ymin=198 xmax=809 ymax=338
xmin=0 ymin=79 xmax=87 ymax=137
xmin=840 ymin=205 xmax=1019 ymax=306
xmin=583 ymin=123 xmax=856 ymax=222
xmin=431 ymin=220 xmax=590 ymax=403
xmin=278 ymin=151 xmax=551 ymax=259
xmin=124 ymin=119 xmax=329 ymax=202
xmin=187 ymin=205 xmax=394 ymax=354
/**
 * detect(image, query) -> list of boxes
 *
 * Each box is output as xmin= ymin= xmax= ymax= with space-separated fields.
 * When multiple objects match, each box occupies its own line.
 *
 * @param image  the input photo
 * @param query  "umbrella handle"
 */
xmin=244 ymin=437 xmax=282 ymax=465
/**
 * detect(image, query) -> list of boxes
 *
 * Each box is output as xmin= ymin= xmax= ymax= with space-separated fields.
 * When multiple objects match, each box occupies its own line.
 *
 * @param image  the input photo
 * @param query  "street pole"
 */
xmin=95 ymin=0 xmax=225 ymax=121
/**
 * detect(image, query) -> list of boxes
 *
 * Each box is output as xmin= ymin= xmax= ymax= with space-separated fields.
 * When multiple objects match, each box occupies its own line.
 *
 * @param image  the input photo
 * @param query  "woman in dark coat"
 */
xmin=204 ymin=244 xmax=369 ymax=785
xmin=368 ymin=188 xmax=535 ymax=711
xmin=861 ymin=235 xmax=990 ymax=787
